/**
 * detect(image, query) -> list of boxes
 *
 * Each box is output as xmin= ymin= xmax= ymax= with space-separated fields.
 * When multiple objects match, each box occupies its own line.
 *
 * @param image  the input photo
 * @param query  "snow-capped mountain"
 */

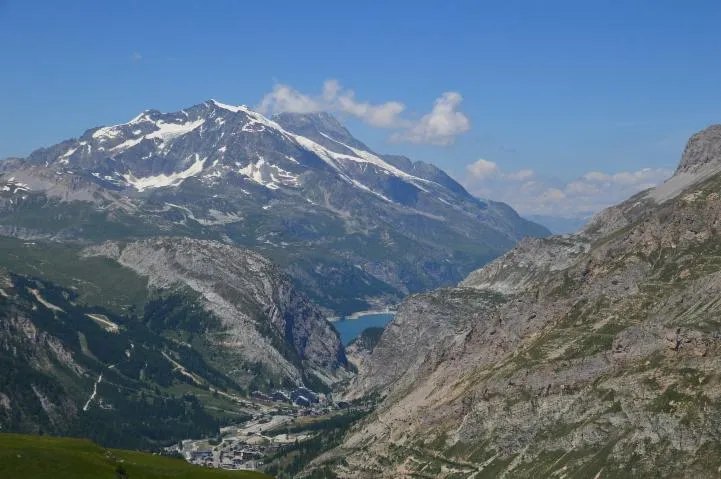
xmin=0 ymin=100 xmax=548 ymax=313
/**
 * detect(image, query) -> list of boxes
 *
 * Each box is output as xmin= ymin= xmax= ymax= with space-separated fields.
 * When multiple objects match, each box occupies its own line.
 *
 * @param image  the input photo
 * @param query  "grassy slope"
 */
xmin=0 ymin=434 xmax=269 ymax=479
xmin=0 ymin=236 xmax=148 ymax=315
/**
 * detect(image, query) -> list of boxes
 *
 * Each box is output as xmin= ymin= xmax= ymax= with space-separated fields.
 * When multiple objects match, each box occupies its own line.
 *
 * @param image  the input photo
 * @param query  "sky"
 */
xmin=1 ymin=0 xmax=720 ymax=220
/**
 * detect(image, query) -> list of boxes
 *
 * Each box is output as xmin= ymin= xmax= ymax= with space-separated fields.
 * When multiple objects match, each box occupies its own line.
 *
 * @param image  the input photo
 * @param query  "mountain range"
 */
xmin=0 ymin=100 xmax=548 ymax=315
xmin=2 ymin=101 xmax=721 ymax=478
xmin=0 ymin=100 xmax=548 ymax=453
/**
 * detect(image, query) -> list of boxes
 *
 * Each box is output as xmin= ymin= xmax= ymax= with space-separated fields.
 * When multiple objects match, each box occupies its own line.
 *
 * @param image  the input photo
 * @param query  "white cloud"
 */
xmin=467 ymin=160 xmax=534 ymax=182
xmin=322 ymin=79 xmax=341 ymax=101
xmin=461 ymin=160 xmax=672 ymax=219
xmin=505 ymin=169 xmax=534 ymax=181
xmin=582 ymin=171 xmax=612 ymax=182
xmin=257 ymin=80 xmax=469 ymax=145
xmin=336 ymin=92 xmax=407 ymax=128
xmin=392 ymin=92 xmax=470 ymax=145
xmin=131 ymin=52 xmax=143 ymax=62
xmin=467 ymin=159 xmax=500 ymax=180
xmin=257 ymin=84 xmax=324 ymax=115
xmin=565 ymin=180 xmax=600 ymax=195
xmin=583 ymin=168 xmax=663 ymax=188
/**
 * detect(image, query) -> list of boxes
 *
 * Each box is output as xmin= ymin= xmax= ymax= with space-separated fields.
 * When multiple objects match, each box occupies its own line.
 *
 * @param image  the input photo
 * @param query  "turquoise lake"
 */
xmin=333 ymin=313 xmax=394 ymax=345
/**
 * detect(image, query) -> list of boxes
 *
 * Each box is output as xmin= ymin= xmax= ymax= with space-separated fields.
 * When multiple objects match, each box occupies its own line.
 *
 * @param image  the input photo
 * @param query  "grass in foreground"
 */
xmin=0 ymin=434 xmax=269 ymax=479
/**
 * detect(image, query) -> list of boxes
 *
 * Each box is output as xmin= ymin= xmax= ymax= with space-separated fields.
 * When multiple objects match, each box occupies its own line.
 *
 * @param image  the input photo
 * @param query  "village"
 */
xmin=167 ymin=386 xmax=356 ymax=471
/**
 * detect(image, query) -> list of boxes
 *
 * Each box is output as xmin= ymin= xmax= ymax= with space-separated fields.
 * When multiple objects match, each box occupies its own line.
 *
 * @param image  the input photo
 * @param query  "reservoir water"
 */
xmin=333 ymin=312 xmax=394 ymax=345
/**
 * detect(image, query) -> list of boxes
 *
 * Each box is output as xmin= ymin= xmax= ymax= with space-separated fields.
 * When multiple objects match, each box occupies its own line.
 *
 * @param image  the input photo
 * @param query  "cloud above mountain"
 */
xmin=462 ymin=159 xmax=672 ymax=218
xmin=389 ymin=92 xmax=470 ymax=145
xmin=258 ymin=80 xmax=469 ymax=145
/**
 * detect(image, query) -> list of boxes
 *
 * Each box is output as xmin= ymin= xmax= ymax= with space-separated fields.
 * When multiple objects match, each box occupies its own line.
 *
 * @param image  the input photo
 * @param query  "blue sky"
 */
xmin=1 ymin=0 xmax=720 ymax=217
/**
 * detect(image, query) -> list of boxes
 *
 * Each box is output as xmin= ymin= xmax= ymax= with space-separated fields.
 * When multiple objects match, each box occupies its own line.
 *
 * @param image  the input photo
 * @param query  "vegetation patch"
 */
xmin=0 ymin=433 xmax=268 ymax=479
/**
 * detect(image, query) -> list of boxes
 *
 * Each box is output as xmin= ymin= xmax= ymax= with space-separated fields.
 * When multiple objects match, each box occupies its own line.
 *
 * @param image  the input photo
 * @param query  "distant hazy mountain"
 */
xmin=0 ymin=100 xmax=548 ymax=314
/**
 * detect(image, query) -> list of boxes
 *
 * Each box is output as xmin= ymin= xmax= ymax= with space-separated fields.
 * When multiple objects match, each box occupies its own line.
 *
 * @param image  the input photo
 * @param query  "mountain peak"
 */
xmin=272 ymin=111 xmax=368 ymax=151
xmin=205 ymin=99 xmax=251 ymax=113
xmin=675 ymin=124 xmax=721 ymax=175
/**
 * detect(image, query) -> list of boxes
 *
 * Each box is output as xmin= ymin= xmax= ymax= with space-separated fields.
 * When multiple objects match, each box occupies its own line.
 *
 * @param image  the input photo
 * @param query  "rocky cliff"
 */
xmin=82 ymin=237 xmax=348 ymax=387
xmin=316 ymin=125 xmax=721 ymax=478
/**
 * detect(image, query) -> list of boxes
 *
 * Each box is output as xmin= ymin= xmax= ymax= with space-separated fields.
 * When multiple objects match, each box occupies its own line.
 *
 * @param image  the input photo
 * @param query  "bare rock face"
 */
xmin=313 ymin=126 xmax=721 ymax=478
xmin=344 ymin=326 xmax=384 ymax=377
xmin=461 ymin=236 xmax=589 ymax=294
xmin=84 ymin=237 xmax=349 ymax=386
xmin=676 ymin=124 xmax=721 ymax=174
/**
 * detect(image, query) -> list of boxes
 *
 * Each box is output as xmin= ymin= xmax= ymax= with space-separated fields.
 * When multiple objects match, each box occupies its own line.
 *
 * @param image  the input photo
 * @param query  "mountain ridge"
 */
xmin=0 ymin=100 xmax=548 ymax=315
xmin=312 ymin=124 xmax=721 ymax=478
xmin=0 ymin=234 xmax=348 ymax=449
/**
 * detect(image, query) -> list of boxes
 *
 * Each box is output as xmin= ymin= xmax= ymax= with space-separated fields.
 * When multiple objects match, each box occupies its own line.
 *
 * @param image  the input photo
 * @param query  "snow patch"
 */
xmin=290 ymin=133 xmax=413 ymax=200
xmin=58 ymin=147 xmax=78 ymax=164
xmin=111 ymin=136 xmax=144 ymax=152
xmin=146 ymin=118 xmax=205 ymax=143
xmin=1 ymin=178 xmax=30 ymax=195
xmin=209 ymin=99 xmax=246 ymax=113
xmin=350 ymin=180 xmax=392 ymax=202
xmin=123 ymin=154 xmax=207 ymax=191
xmin=129 ymin=111 xmax=151 ymax=124
xmin=92 ymin=126 xmax=122 ymax=140
xmin=318 ymin=132 xmax=430 ymax=192
xmin=239 ymin=157 xmax=299 ymax=189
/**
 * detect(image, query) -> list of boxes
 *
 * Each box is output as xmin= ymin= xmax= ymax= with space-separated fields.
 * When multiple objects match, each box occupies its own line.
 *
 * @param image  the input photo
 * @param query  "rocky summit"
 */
xmin=0 ymin=100 xmax=547 ymax=315
xmin=302 ymin=125 xmax=721 ymax=478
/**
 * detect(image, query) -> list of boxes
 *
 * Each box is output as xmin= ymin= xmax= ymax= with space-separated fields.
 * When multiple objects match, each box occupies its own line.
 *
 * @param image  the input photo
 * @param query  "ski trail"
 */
xmin=82 ymin=373 xmax=103 ymax=411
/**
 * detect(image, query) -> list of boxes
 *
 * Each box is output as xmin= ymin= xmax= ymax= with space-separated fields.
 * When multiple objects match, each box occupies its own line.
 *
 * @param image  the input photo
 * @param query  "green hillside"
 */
xmin=0 ymin=433 xmax=270 ymax=479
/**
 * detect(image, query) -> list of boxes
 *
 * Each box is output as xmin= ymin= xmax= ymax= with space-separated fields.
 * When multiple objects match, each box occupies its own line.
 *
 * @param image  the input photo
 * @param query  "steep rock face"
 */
xmin=461 ymin=236 xmax=589 ymax=295
xmin=346 ymin=288 xmax=504 ymax=401
xmin=316 ymin=125 xmax=721 ymax=478
xmin=0 ymin=101 xmax=548 ymax=314
xmin=344 ymin=327 xmax=384 ymax=374
xmin=82 ymin=237 xmax=348 ymax=386
xmin=0 ymin=296 xmax=82 ymax=433
xmin=675 ymin=124 xmax=721 ymax=174
xmin=582 ymin=124 xmax=721 ymax=241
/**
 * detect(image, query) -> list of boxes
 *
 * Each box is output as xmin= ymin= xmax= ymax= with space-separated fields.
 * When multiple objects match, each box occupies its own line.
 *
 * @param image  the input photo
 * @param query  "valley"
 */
xmin=0 ymin=97 xmax=546 ymax=477
xmin=3 ymin=117 xmax=721 ymax=478
xmin=0 ymin=12 xmax=716 ymax=475
xmin=5 ymin=121 xmax=721 ymax=478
